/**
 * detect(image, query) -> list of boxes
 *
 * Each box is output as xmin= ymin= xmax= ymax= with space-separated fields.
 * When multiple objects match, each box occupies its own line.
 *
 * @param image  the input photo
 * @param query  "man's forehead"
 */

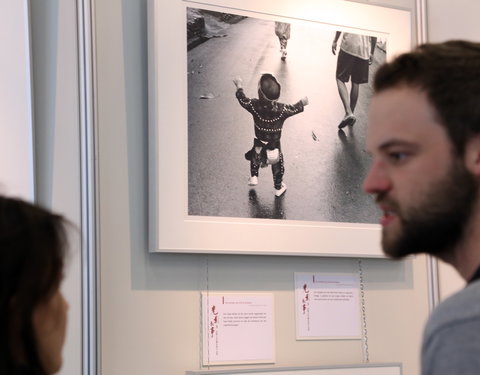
xmin=366 ymin=86 xmax=443 ymax=151
xmin=369 ymin=85 xmax=431 ymax=120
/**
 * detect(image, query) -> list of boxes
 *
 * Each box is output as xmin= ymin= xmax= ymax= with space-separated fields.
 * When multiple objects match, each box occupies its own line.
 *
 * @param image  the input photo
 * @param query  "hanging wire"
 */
xmin=358 ymin=259 xmax=370 ymax=363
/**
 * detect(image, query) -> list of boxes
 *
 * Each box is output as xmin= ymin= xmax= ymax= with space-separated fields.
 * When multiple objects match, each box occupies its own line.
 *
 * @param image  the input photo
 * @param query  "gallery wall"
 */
xmin=23 ymin=0 xmax=480 ymax=375
xmin=95 ymin=0 xmax=430 ymax=374
xmin=30 ymin=2 xmax=82 ymax=375
xmin=426 ymin=0 xmax=480 ymax=301
xmin=0 ymin=1 xmax=34 ymax=200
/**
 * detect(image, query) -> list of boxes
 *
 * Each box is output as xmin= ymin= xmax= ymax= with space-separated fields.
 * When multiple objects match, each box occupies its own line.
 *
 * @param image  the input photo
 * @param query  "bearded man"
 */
xmin=363 ymin=40 xmax=480 ymax=375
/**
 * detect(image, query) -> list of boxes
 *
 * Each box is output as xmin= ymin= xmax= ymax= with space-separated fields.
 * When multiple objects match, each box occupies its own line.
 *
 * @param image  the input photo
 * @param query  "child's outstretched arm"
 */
xmin=233 ymin=76 xmax=253 ymax=111
xmin=233 ymin=76 xmax=243 ymax=90
xmin=282 ymin=97 xmax=308 ymax=119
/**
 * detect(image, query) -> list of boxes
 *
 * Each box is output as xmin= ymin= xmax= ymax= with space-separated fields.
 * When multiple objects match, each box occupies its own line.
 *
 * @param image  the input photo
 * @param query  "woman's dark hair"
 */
xmin=374 ymin=40 xmax=480 ymax=155
xmin=0 ymin=196 xmax=68 ymax=374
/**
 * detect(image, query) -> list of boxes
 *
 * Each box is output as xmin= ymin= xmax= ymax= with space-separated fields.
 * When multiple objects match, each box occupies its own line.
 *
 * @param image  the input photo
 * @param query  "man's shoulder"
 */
xmin=421 ymin=281 xmax=480 ymax=374
xmin=425 ymin=280 xmax=480 ymax=338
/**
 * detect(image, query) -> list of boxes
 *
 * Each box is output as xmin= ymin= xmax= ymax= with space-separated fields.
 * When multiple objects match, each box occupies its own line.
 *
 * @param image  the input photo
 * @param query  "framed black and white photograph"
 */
xmin=148 ymin=0 xmax=411 ymax=256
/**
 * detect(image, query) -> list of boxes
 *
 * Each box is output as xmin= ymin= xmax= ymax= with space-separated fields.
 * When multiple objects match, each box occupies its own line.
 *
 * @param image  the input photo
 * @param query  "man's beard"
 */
xmin=380 ymin=160 xmax=478 ymax=259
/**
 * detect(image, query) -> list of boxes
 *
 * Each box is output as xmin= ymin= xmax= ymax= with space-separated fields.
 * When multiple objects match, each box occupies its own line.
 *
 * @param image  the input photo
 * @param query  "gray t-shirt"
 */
xmin=422 ymin=279 xmax=480 ymax=374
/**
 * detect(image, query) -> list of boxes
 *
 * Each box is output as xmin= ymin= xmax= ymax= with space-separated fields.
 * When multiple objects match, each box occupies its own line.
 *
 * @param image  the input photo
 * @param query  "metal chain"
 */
xmin=358 ymin=259 xmax=370 ymax=363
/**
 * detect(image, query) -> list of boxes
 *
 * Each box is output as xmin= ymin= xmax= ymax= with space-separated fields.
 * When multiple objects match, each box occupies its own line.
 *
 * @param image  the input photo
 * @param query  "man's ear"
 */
xmin=464 ymin=135 xmax=480 ymax=176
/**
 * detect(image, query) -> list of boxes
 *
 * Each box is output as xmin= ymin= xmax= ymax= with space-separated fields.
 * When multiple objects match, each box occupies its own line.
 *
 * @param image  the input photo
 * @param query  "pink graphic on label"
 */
xmin=209 ymin=305 xmax=219 ymax=338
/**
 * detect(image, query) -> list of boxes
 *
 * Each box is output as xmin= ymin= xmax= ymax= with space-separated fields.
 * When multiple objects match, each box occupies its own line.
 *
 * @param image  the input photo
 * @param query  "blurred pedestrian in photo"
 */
xmin=275 ymin=22 xmax=291 ymax=61
xmin=332 ymin=31 xmax=377 ymax=129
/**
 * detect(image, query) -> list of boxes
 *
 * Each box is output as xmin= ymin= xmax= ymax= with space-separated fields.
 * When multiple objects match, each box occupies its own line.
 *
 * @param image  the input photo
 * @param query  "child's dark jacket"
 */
xmin=235 ymin=88 xmax=304 ymax=145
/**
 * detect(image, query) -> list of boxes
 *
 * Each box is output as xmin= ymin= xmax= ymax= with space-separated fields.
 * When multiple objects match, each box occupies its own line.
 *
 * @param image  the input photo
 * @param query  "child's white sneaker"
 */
xmin=275 ymin=182 xmax=287 ymax=196
xmin=248 ymin=176 xmax=258 ymax=186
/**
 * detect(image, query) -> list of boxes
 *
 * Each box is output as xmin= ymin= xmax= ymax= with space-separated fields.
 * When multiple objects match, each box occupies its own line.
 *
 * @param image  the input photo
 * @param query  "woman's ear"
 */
xmin=464 ymin=135 xmax=480 ymax=176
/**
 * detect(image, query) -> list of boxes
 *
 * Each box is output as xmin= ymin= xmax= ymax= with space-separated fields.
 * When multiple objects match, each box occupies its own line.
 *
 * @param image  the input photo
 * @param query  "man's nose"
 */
xmin=363 ymin=160 xmax=391 ymax=194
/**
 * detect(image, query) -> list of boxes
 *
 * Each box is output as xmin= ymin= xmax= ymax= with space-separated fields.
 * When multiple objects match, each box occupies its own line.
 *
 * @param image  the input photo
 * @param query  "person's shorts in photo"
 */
xmin=336 ymin=49 xmax=369 ymax=84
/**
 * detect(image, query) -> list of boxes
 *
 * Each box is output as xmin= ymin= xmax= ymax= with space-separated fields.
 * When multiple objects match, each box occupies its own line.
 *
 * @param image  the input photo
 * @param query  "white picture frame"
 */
xmin=148 ymin=0 xmax=411 ymax=256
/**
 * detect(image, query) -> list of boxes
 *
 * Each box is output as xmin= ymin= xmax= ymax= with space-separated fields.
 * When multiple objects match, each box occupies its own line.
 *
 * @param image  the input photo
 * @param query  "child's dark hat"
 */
xmin=259 ymin=73 xmax=281 ymax=100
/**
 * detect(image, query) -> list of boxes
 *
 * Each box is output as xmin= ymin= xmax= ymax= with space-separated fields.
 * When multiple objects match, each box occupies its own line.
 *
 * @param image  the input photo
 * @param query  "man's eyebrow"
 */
xmin=377 ymin=139 xmax=418 ymax=152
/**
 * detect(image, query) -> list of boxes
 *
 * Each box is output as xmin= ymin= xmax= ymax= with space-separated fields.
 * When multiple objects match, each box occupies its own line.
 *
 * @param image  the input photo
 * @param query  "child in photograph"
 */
xmin=233 ymin=73 xmax=308 ymax=196
xmin=274 ymin=22 xmax=291 ymax=61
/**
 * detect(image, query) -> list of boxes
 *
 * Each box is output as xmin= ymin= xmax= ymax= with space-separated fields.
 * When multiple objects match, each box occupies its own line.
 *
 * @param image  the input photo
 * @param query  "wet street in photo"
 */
xmin=187 ymin=13 xmax=382 ymax=224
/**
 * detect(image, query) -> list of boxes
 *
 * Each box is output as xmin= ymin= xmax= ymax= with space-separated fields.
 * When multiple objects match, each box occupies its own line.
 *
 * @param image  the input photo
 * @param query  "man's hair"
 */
xmin=374 ymin=40 xmax=480 ymax=154
xmin=0 ymin=196 xmax=68 ymax=375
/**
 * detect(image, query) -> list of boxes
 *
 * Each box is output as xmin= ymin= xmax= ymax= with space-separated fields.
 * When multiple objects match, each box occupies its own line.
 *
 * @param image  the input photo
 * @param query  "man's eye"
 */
xmin=388 ymin=152 xmax=408 ymax=162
